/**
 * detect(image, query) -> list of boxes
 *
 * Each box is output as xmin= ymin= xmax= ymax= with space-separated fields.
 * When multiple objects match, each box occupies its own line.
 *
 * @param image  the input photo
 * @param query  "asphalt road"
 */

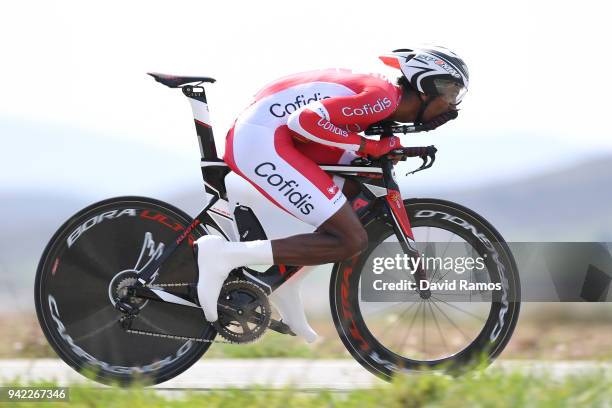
xmin=1 ymin=359 xmax=611 ymax=390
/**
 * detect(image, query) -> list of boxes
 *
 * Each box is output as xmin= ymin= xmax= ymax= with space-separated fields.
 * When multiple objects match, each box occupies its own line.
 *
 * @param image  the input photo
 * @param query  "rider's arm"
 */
xmin=286 ymin=86 xmax=396 ymax=153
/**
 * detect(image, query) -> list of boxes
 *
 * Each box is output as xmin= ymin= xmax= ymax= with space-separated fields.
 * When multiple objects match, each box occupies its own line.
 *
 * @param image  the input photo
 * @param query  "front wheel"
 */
xmin=330 ymin=198 xmax=520 ymax=381
xmin=35 ymin=196 xmax=216 ymax=386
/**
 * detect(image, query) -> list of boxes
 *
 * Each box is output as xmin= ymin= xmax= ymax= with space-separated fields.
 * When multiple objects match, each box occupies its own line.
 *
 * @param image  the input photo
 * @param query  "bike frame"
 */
xmin=127 ymin=77 xmax=421 ymax=308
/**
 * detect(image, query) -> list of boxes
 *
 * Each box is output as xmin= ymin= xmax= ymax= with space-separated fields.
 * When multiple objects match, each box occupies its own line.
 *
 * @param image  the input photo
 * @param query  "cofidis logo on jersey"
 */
xmin=316 ymin=118 xmax=348 ymax=137
xmin=341 ymin=97 xmax=392 ymax=117
xmin=254 ymin=162 xmax=315 ymax=215
xmin=269 ymin=93 xmax=331 ymax=118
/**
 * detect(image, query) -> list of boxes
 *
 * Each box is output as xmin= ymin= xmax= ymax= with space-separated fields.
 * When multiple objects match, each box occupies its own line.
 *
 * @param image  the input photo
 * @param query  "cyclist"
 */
xmin=195 ymin=46 xmax=469 ymax=340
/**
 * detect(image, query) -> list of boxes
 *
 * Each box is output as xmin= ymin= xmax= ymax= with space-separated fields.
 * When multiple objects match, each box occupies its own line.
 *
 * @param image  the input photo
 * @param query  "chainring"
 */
xmin=214 ymin=280 xmax=271 ymax=344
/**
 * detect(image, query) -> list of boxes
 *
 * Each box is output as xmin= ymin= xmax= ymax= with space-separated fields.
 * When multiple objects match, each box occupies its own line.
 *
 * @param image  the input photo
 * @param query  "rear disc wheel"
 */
xmin=35 ymin=196 xmax=216 ymax=386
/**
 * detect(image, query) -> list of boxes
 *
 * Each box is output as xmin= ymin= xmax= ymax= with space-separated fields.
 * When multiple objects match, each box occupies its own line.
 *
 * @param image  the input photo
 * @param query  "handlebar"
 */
xmin=357 ymin=110 xmax=457 ymax=174
xmin=351 ymin=145 xmax=438 ymax=175
xmin=396 ymin=146 xmax=438 ymax=158
xmin=364 ymin=110 xmax=459 ymax=136
xmin=388 ymin=146 xmax=438 ymax=174
xmin=364 ymin=123 xmax=425 ymax=135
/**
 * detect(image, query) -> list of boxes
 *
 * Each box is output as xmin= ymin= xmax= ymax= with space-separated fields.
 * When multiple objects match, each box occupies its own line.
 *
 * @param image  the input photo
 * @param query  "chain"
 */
xmin=144 ymin=282 xmax=191 ymax=287
xmin=125 ymin=327 xmax=236 ymax=344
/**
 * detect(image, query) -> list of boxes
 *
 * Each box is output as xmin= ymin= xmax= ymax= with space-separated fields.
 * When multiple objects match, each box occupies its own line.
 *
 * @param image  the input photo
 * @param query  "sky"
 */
xmin=1 ymin=0 xmax=611 ymax=198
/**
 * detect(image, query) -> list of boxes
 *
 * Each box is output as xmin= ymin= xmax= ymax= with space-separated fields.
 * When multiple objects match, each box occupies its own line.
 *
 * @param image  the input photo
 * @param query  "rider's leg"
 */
xmin=267 ymin=177 xmax=361 ymax=342
xmin=271 ymin=200 xmax=367 ymax=265
xmin=273 ymin=142 xmax=366 ymax=264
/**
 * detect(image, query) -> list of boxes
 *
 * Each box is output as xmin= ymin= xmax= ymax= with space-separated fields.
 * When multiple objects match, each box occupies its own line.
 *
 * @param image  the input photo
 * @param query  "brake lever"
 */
xmin=408 ymin=156 xmax=431 ymax=174
xmin=407 ymin=146 xmax=437 ymax=175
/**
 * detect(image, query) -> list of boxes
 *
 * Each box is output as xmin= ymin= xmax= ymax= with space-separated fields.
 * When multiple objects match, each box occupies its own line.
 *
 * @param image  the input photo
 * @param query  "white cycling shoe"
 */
xmin=195 ymin=235 xmax=274 ymax=322
xmin=195 ymin=236 xmax=231 ymax=322
xmin=269 ymin=266 xmax=319 ymax=343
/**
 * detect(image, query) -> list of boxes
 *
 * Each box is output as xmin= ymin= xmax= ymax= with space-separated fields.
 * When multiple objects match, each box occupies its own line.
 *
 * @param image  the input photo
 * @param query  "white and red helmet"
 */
xmin=380 ymin=46 xmax=469 ymax=104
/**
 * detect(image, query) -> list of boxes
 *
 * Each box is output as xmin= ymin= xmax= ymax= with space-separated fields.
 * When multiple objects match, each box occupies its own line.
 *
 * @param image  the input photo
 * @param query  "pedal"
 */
xmin=269 ymin=319 xmax=296 ymax=336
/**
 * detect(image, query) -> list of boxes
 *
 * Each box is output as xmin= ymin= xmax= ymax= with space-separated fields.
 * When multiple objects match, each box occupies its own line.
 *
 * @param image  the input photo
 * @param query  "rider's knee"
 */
xmin=343 ymin=228 xmax=368 ymax=259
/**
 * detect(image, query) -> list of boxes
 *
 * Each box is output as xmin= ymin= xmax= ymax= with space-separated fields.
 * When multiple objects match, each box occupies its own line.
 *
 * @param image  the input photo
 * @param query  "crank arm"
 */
xmin=128 ymin=286 xmax=200 ymax=308
xmin=269 ymin=319 xmax=296 ymax=336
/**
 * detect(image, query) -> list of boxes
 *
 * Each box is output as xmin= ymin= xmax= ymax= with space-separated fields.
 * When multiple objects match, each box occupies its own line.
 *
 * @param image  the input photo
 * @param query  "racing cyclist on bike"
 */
xmin=195 ymin=46 xmax=469 ymax=341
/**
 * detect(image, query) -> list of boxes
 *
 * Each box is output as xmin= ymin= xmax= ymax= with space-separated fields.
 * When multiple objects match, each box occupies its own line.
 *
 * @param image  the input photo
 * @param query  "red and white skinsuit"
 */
xmin=224 ymin=68 xmax=402 ymax=227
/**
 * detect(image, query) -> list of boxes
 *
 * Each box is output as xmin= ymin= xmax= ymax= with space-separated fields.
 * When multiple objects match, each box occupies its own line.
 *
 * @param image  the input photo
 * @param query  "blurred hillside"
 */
xmin=440 ymin=155 xmax=612 ymax=241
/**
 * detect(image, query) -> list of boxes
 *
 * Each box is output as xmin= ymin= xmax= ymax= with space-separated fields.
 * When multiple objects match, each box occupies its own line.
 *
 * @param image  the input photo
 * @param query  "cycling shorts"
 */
xmin=225 ymin=120 xmax=355 ymax=228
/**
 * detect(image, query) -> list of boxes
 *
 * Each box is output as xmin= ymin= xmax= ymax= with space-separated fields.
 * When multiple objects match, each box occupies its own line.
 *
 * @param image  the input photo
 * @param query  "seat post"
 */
xmin=182 ymin=85 xmax=218 ymax=160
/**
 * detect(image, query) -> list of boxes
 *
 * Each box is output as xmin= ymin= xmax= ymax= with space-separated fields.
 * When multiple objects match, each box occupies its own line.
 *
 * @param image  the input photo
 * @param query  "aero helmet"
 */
xmin=380 ymin=46 xmax=469 ymax=105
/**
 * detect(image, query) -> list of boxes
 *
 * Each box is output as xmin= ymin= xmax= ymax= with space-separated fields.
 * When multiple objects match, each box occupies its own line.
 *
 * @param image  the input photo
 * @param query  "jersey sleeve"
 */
xmin=286 ymin=86 xmax=396 ymax=152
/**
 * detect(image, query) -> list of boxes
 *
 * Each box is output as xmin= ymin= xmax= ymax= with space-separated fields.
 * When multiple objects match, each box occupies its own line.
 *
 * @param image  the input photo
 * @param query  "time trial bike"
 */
xmin=35 ymin=73 xmax=520 ymax=386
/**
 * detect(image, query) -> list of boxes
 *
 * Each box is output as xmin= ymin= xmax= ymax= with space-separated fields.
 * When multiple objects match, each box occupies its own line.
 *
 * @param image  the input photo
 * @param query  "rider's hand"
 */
xmin=358 ymin=135 xmax=403 ymax=158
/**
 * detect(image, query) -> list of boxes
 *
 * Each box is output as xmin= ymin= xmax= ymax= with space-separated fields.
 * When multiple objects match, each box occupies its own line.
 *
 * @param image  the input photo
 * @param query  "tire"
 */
xmin=330 ymin=198 xmax=520 ymax=381
xmin=34 ymin=196 xmax=216 ymax=386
